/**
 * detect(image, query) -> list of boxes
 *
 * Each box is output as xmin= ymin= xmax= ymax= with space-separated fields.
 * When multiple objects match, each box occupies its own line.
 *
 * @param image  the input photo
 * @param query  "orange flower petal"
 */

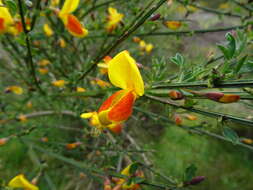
xmin=98 ymin=90 xmax=124 ymax=113
xmin=108 ymin=91 xmax=135 ymax=122
xmin=108 ymin=124 xmax=122 ymax=134
xmin=66 ymin=14 xmax=88 ymax=37
xmin=0 ymin=18 xmax=4 ymax=31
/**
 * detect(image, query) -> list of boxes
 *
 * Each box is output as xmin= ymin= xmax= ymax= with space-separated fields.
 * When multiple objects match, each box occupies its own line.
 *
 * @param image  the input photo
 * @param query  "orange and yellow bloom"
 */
xmin=81 ymin=51 xmax=144 ymax=134
xmin=0 ymin=0 xmax=16 ymax=34
xmin=106 ymin=7 xmax=124 ymax=33
xmin=104 ymin=164 xmax=144 ymax=190
xmin=58 ymin=0 xmax=88 ymax=37
xmin=8 ymin=174 xmax=39 ymax=190
xmin=164 ymin=21 xmax=182 ymax=30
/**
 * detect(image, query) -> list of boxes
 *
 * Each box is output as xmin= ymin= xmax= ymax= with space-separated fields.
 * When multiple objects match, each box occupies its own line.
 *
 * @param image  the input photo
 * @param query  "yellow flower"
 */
xmin=38 ymin=67 xmax=49 ymax=75
xmin=51 ymin=0 xmax=59 ymax=6
xmin=43 ymin=23 xmax=54 ymax=36
xmin=108 ymin=50 xmax=144 ymax=96
xmin=52 ymin=80 xmax=67 ymax=87
xmin=8 ymin=174 xmax=39 ymax=190
xmin=76 ymin=87 xmax=86 ymax=92
xmin=38 ymin=59 xmax=50 ymax=66
xmin=58 ymin=38 xmax=66 ymax=48
xmin=106 ymin=7 xmax=124 ymax=33
xmin=5 ymin=86 xmax=23 ymax=95
xmin=139 ymin=40 xmax=146 ymax=49
xmin=116 ymin=164 xmax=144 ymax=189
xmin=97 ymin=56 xmax=112 ymax=75
xmin=18 ymin=114 xmax=27 ymax=122
xmin=0 ymin=0 xmax=16 ymax=35
xmin=91 ymin=78 xmax=111 ymax=88
xmin=164 ymin=21 xmax=182 ymax=30
xmin=26 ymin=101 xmax=33 ymax=108
xmin=81 ymin=51 xmax=144 ymax=134
xmin=58 ymin=0 xmax=88 ymax=37
xmin=145 ymin=43 xmax=153 ymax=54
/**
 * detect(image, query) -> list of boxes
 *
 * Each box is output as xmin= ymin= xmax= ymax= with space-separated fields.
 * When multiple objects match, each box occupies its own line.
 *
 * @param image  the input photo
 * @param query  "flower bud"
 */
xmin=149 ymin=13 xmax=161 ymax=21
xmin=169 ymin=90 xmax=184 ymax=100
xmin=241 ymin=138 xmax=253 ymax=144
xmin=184 ymin=176 xmax=205 ymax=186
xmin=204 ymin=92 xmax=240 ymax=103
xmin=174 ymin=114 xmax=182 ymax=125
xmin=0 ymin=137 xmax=9 ymax=146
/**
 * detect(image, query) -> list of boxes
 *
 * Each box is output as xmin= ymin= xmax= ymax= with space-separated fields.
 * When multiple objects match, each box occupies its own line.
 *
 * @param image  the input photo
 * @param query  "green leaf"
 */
xmin=184 ymin=164 xmax=197 ymax=181
xmin=217 ymin=32 xmax=236 ymax=60
xmin=5 ymin=0 xmax=17 ymax=16
xmin=170 ymin=53 xmax=185 ymax=67
xmin=235 ymin=55 xmax=247 ymax=74
xmin=222 ymin=127 xmax=239 ymax=145
xmin=131 ymin=177 xmax=145 ymax=184
xmin=129 ymin=162 xmax=139 ymax=175
xmin=225 ymin=33 xmax=236 ymax=59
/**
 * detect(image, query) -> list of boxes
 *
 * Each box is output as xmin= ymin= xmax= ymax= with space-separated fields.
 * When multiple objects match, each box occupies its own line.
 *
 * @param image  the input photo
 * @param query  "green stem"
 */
xmin=152 ymin=79 xmax=253 ymax=89
xmin=77 ymin=0 xmax=168 ymax=82
xmin=177 ymin=0 xmax=242 ymax=18
xmin=144 ymin=94 xmax=253 ymax=127
xmin=134 ymin=107 xmax=253 ymax=152
xmin=17 ymin=0 xmax=43 ymax=93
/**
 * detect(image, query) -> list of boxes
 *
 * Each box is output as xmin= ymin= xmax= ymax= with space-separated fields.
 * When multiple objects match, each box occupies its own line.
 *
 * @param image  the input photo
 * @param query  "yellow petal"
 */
xmin=80 ymin=112 xmax=94 ymax=119
xmin=108 ymin=51 xmax=144 ymax=96
xmin=76 ymin=87 xmax=86 ymax=92
xmin=8 ymin=174 xmax=39 ymax=190
xmin=59 ymin=0 xmax=79 ymax=16
xmin=43 ymin=23 xmax=54 ymax=36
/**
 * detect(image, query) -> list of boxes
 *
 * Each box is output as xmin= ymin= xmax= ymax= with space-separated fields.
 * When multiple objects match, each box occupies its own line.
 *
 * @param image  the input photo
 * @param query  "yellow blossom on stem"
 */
xmin=58 ymin=38 xmax=66 ymax=48
xmin=106 ymin=7 xmax=124 ymax=33
xmin=58 ymin=0 xmax=88 ymax=37
xmin=18 ymin=114 xmax=27 ymax=122
xmin=38 ymin=67 xmax=49 ymax=75
xmin=0 ymin=0 xmax=16 ymax=34
xmin=164 ymin=21 xmax=182 ymax=30
xmin=114 ymin=164 xmax=144 ymax=189
xmin=76 ymin=87 xmax=86 ymax=92
xmin=8 ymin=174 xmax=39 ymax=190
xmin=43 ymin=23 xmax=54 ymax=36
xmin=51 ymin=0 xmax=60 ymax=6
xmin=5 ymin=86 xmax=23 ymax=95
xmin=52 ymin=80 xmax=67 ymax=87
xmin=97 ymin=56 xmax=112 ymax=75
xmin=26 ymin=101 xmax=33 ymax=109
xmin=38 ymin=59 xmax=51 ymax=66
xmin=145 ymin=43 xmax=153 ymax=54
xmin=81 ymin=51 xmax=144 ymax=134
xmin=91 ymin=78 xmax=111 ymax=88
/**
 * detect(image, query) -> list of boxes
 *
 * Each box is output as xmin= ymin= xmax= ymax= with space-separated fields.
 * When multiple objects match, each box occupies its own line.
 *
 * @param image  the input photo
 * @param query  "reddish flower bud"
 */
xmin=174 ymin=114 xmax=182 ymax=125
xmin=204 ymin=92 xmax=240 ymax=103
xmin=169 ymin=90 xmax=184 ymax=100
xmin=187 ymin=176 xmax=205 ymax=186
xmin=150 ymin=13 xmax=161 ymax=21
